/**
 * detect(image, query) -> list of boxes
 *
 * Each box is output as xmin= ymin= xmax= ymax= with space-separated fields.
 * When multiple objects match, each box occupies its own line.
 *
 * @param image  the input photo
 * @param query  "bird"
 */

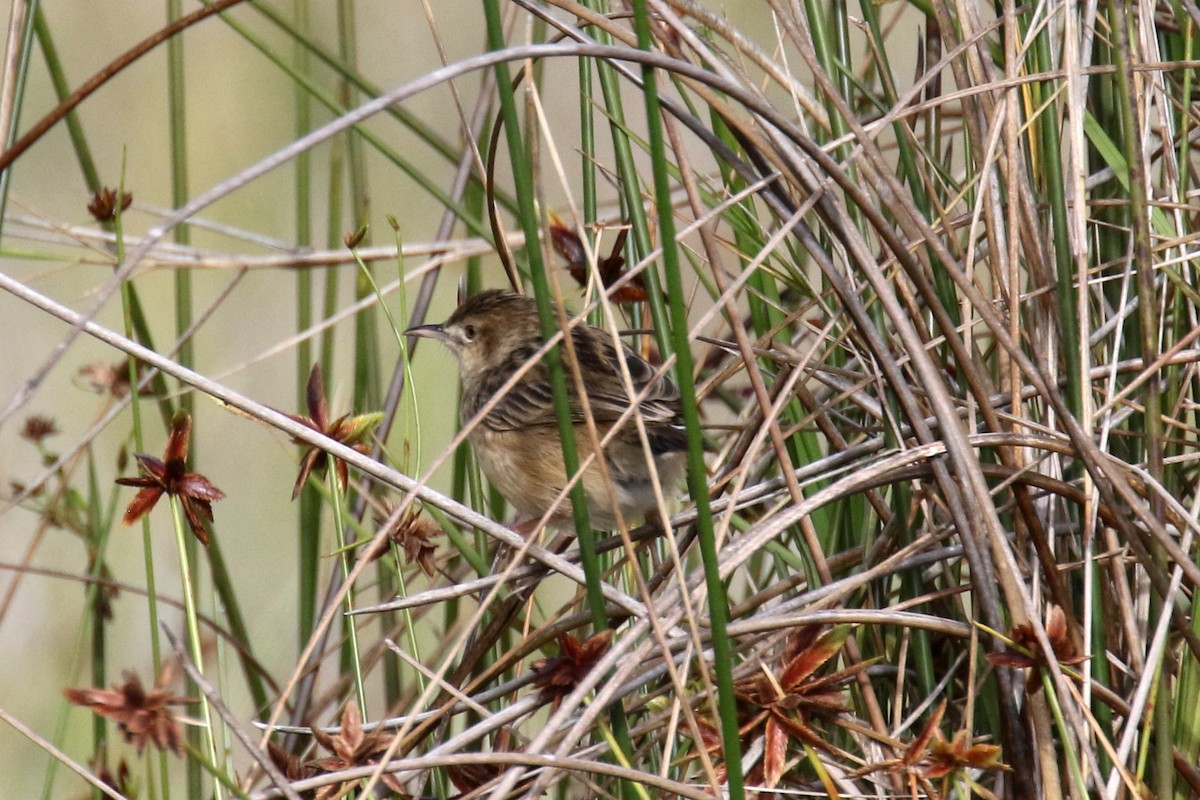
xmin=406 ymin=289 xmax=687 ymax=529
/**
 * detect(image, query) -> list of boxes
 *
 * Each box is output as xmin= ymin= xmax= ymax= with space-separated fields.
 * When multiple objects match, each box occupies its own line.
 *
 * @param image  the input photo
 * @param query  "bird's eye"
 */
xmin=463 ymin=324 xmax=477 ymax=341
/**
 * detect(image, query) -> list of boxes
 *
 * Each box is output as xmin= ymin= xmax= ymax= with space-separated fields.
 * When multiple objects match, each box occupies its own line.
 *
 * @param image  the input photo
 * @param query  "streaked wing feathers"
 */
xmin=462 ymin=325 xmax=682 ymax=437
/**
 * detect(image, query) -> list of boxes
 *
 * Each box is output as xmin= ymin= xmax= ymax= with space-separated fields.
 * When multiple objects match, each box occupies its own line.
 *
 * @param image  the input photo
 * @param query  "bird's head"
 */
xmin=405 ymin=289 xmax=541 ymax=377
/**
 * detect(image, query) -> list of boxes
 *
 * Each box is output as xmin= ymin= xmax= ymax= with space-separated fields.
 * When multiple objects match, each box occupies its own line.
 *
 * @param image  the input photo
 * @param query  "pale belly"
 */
xmin=467 ymin=426 xmax=683 ymax=527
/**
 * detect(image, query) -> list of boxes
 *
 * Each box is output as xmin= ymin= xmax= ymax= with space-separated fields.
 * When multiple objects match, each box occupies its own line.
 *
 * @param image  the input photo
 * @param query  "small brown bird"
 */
xmin=406 ymin=289 xmax=686 ymax=528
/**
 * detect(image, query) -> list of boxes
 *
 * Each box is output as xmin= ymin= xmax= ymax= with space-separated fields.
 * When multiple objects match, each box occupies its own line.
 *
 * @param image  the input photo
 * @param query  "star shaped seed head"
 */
xmin=987 ymin=604 xmax=1087 ymax=691
xmin=548 ymin=214 xmax=649 ymax=303
xmin=87 ymin=187 xmax=133 ymax=222
xmin=307 ymin=703 xmax=404 ymax=797
xmin=64 ymin=663 xmax=191 ymax=755
xmin=372 ymin=503 xmax=442 ymax=577
xmin=116 ymin=411 xmax=224 ymax=546
xmin=287 ymin=364 xmax=383 ymax=499
xmin=20 ymin=415 xmax=58 ymax=444
xmin=531 ymin=630 xmax=613 ymax=708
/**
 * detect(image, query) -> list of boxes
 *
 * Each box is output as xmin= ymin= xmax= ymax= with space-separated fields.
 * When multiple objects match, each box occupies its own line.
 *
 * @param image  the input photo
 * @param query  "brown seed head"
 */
xmin=88 ymin=187 xmax=133 ymax=222
xmin=64 ymin=664 xmax=190 ymax=755
xmin=20 ymin=415 xmax=58 ymax=444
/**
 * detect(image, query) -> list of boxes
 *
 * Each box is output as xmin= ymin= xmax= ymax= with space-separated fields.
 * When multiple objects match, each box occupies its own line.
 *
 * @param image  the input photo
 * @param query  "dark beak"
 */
xmin=405 ymin=323 xmax=446 ymax=341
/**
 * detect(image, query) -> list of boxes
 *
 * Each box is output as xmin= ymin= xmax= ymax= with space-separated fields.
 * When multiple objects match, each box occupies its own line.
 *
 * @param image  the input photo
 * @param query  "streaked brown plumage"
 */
xmin=406 ymin=290 xmax=686 ymax=528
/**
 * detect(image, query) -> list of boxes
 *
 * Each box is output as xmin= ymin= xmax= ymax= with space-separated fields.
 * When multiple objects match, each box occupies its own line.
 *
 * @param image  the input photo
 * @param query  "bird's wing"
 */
xmin=567 ymin=326 xmax=681 ymax=425
xmin=460 ymin=346 xmax=555 ymax=432
xmin=464 ymin=326 xmax=682 ymax=437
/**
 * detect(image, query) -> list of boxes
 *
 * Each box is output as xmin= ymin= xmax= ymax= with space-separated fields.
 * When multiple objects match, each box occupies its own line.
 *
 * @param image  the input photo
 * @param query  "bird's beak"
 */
xmin=405 ymin=323 xmax=446 ymax=341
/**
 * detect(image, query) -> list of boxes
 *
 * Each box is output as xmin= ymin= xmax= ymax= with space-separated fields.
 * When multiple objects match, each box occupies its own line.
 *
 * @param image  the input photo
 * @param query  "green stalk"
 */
xmin=293 ymin=0 xmax=320 ymax=651
xmin=43 ymin=608 xmax=98 ymax=800
xmin=1040 ymin=671 xmax=1087 ymax=796
xmin=111 ymin=161 xmax=171 ymax=799
xmin=1174 ymin=13 xmax=1195 ymax=200
xmin=1170 ymin=19 xmax=1199 ymax=798
xmin=387 ymin=544 xmax=426 ymax=694
xmin=482 ymin=6 xmax=638 ymax=797
xmin=86 ymin=455 xmax=109 ymax=765
xmin=1176 ymin=592 xmax=1200 ymax=798
xmin=390 ymin=225 xmax=420 ymax=473
xmin=33 ymin=27 xmax=178 ymax=427
xmin=628 ymin=4 xmax=743 ymax=798
xmin=42 ymin=455 xmax=119 ymax=800
xmin=579 ymin=0 xmax=668 ymax=344
xmin=1109 ymin=5 xmax=1168 ymax=792
xmin=357 ymin=232 xmax=424 ymax=707
xmin=178 ymin=741 xmax=252 ymax=799
xmin=328 ymin=467 xmax=368 ymax=715
xmin=202 ymin=535 xmax=267 ymax=710
xmin=800 ymin=0 xmax=849 ymax=151
xmin=1026 ymin=12 xmax=1082 ymax=416
xmin=168 ymin=496 xmax=225 ymax=799
xmin=321 ymin=130 xmax=345 ymax=379
xmin=856 ymin=0 xmax=945 ymax=326
xmin=32 ymin=7 xmax=100 ymax=190
xmin=32 ymin=4 xmax=173 ymax=434
xmin=167 ymin=0 xmax=193 ymax=411
xmin=165 ymin=2 xmax=200 ymax=791
xmin=578 ymin=57 xmax=597 ymax=236
xmin=480 ymin=1 xmax=599 ymax=621
xmin=338 ymin=0 xmax=379 ymax=417
xmin=451 ymin=177 xmax=488 ymax=522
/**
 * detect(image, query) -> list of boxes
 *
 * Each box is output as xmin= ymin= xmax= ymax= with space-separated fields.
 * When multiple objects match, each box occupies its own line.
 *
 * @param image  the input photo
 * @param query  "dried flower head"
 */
xmin=373 ymin=504 xmax=441 ymax=577
xmin=88 ymin=187 xmax=133 ymax=222
xmin=855 ymin=698 xmax=1007 ymax=794
xmin=287 ymin=364 xmax=382 ymax=499
xmin=89 ymin=756 xmax=137 ymax=798
xmin=116 ymin=411 xmax=225 ymax=546
xmin=923 ymin=729 xmax=1009 ymax=780
xmin=343 ymin=225 xmax=367 ymax=249
xmin=531 ymin=630 xmax=613 ymax=707
xmin=64 ymin=664 xmax=190 ymax=755
xmin=267 ymin=741 xmax=314 ymax=783
xmin=78 ymin=359 xmax=148 ymax=398
xmin=20 ymin=415 xmax=59 ymax=444
xmin=987 ymin=604 xmax=1087 ymax=683
xmin=307 ymin=703 xmax=404 ymax=798
xmin=729 ymin=625 xmax=872 ymax=789
xmin=549 ymin=214 xmax=649 ymax=303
